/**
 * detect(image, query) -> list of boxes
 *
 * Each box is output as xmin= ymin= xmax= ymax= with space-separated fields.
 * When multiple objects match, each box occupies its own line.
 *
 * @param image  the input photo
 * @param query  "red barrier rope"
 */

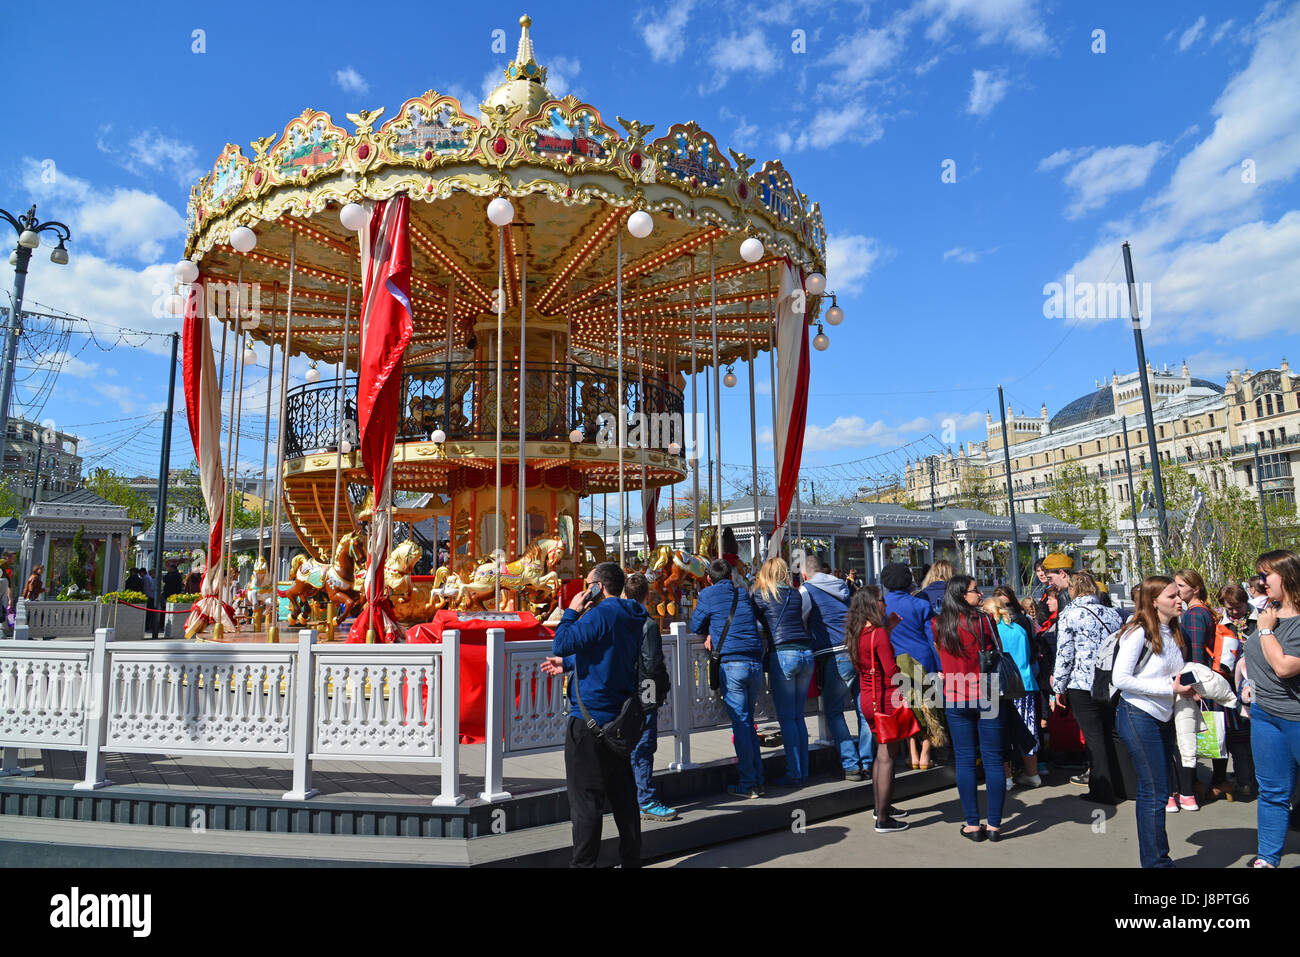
xmin=114 ymin=601 xmax=191 ymax=614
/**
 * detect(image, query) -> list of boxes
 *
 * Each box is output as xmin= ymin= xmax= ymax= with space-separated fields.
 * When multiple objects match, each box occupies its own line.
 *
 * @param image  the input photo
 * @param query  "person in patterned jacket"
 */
xmin=1051 ymin=571 xmax=1124 ymax=804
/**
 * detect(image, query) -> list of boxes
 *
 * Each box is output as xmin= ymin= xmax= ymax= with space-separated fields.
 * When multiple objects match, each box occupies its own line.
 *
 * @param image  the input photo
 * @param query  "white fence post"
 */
xmin=282 ymin=628 xmax=318 ymax=801
xmin=74 ymin=627 xmax=114 ymax=790
xmin=433 ymin=629 xmax=463 ymax=807
xmin=479 ymin=627 xmax=511 ymax=802
xmin=669 ymin=622 xmax=695 ymax=770
xmin=12 ymin=598 xmax=29 ymax=641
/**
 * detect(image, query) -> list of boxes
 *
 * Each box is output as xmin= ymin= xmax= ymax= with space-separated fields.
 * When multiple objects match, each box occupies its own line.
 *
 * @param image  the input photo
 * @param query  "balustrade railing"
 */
xmin=0 ymin=629 xmax=463 ymax=806
xmin=284 ymin=362 xmax=686 ymax=460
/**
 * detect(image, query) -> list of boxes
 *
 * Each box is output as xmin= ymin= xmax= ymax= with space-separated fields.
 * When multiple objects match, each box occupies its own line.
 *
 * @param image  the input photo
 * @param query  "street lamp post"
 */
xmin=1 ymin=205 xmax=71 ymax=483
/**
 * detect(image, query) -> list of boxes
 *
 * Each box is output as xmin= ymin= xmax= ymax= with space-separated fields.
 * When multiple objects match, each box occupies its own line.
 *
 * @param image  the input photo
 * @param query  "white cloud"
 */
xmin=639 ymin=0 xmax=696 ymax=64
xmin=1210 ymin=19 xmax=1236 ymax=45
xmin=1178 ymin=15 xmax=1207 ymax=52
xmin=76 ymin=188 xmax=187 ymax=262
xmin=823 ymin=27 xmax=906 ymax=86
xmin=1182 ymin=349 xmax=1248 ymax=381
xmin=912 ymin=0 xmax=1052 ymax=54
xmin=826 ymin=234 xmax=888 ymax=293
xmin=1059 ymin=142 xmax=1165 ymax=219
xmin=1037 ymin=146 xmax=1093 ymax=172
xmin=546 ymin=56 xmax=582 ymax=98
xmin=915 ymin=54 xmax=941 ymax=75
xmin=449 ymin=67 xmax=507 ymax=110
xmin=792 ymin=102 xmax=884 ymax=150
xmin=942 ymin=246 xmax=1000 ymax=264
xmin=1058 ymin=5 xmax=1300 ymax=339
xmin=781 ymin=410 xmax=986 ymax=453
xmin=105 ymin=130 xmax=204 ymax=188
xmin=704 ymin=29 xmax=779 ymax=91
xmin=333 ymin=67 xmax=370 ymax=95
xmin=966 ymin=68 xmax=1009 ymax=117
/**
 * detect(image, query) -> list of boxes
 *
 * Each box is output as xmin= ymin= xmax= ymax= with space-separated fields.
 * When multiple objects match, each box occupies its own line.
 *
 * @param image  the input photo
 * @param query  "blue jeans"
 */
xmin=1250 ymin=705 xmax=1300 ymax=867
xmin=632 ymin=710 xmax=659 ymax=806
xmin=722 ymin=659 xmax=765 ymax=790
xmin=946 ymin=704 xmax=1006 ymax=827
xmin=769 ymin=646 xmax=814 ymax=781
xmin=1116 ymin=700 xmax=1175 ymax=868
xmin=820 ymin=650 xmax=874 ymax=772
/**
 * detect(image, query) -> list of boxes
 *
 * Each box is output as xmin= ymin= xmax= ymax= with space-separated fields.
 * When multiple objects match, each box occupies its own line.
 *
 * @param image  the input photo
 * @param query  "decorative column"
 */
xmin=100 ymin=533 xmax=113 ymax=593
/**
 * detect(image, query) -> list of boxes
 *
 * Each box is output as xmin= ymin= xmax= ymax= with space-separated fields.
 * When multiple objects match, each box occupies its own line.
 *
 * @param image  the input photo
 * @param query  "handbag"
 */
xmin=867 ymin=629 xmax=922 ymax=743
xmin=707 ymin=587 xmax=740 ymax=693
xmin=571 ymin=664 xmax=644 ymax=759
xmin=977 ymin=613 xmax=1026 ymax=701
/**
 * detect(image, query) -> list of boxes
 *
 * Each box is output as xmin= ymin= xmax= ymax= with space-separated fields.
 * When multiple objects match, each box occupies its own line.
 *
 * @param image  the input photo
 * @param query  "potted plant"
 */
xmin=165 ymin=592 xmax=200 ymax=638
xmin=97 ymin=590 xmax=149 ymax=641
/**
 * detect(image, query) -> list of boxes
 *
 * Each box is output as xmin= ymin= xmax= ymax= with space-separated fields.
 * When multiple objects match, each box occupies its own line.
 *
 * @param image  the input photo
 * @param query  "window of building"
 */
xmin=1240 ymin=407 xmax=1247 ymax=421
xmin=1209 ymin=414 xmax=1215 ymax=427
xmin=1186 ymin=446 xmax=1193 ymax=460
xmin=1257 ymin=398 xmax=1264 ymax=417
xmin=1246 ymin=464 xmax=1254 ymax=485
xmin=1281 ymin=427 xmax=1288 ymax=443
xmin=1158 ymin=425 xmax=1165 ymax=438
xmin=1139 ymin=454 xmax=1146 ymax=468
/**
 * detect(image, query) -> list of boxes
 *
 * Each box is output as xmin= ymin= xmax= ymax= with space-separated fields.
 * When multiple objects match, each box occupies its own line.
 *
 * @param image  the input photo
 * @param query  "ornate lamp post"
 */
xmin=1 ymin=204 xmax=71 ymax=483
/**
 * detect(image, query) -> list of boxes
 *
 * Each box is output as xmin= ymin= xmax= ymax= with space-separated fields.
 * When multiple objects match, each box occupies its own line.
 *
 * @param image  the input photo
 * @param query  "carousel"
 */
xmin=175 ymin=15 xmax=831 ymax=643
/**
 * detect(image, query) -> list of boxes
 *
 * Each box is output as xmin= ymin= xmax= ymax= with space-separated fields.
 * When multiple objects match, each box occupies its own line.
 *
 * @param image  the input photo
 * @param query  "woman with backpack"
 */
xmin=933 ymin=575 xmax=1007 ymax=841
xmin=848 ymin=585 xmax=910 ymax=833
xmin=1112 ymin=575 xmax=1197 ymax=868
xmin=752 ymin=557 xmax=815 ymax=787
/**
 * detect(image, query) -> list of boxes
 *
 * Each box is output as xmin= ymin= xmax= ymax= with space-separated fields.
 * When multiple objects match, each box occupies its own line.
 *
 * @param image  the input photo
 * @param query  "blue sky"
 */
xmin=3 ymin=0 xmax=1299 ymax=500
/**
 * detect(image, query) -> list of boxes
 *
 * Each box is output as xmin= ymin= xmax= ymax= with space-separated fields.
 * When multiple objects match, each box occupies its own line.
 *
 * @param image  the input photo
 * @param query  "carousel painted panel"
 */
xmin=522 ymin=97 xmax=618 ymax=172
xmin=649 ymin=122 xmax=731 ymax=192
xmin=268 ymin=109 xmax=346 ymax=186
xmin=756 ymin=160 xmax=803 ymax=226
xmin=378 ymin=93 xmax=478 ymax=168
xmin=205 ymin=144 xmax=250 ymax=216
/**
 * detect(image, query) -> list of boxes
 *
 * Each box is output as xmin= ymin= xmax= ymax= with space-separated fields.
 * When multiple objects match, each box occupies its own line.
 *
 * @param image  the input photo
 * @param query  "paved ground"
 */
xmin=652 ymin=773 xmax=1300 ymax=868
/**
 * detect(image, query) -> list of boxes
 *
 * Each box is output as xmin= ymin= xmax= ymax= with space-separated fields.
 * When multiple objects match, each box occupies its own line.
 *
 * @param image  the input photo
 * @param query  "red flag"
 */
xmin=769 ymin=261 xmax=810 ymax=558
xmin=349 ymin=197 xmax=414 ymax=643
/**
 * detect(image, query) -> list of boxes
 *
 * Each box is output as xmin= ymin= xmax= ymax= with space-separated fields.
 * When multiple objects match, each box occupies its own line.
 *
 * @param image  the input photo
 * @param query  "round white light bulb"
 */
xmin=805 ymin=272 xmax=827 ymax=296
xmin=50 ymin=245 xmax=69 ymax=265
xmin=175 ymin=259 xmax=199 ymax=284
xmin=667 ymin=442 xmax=681 ymax=456
xmin=431 ymin=429 xmax=447 ymax=444
xmin=487 ymin=197 xmax=515 ymax=226
xmin=340 ymin=202 xmax=368 ymax=231
xmin=813 ymin=332 xmax=830 ymax=351
xmin=229 ymin=225 xmax=257 ymax=253
xmin=305 ymin=366 xmax=321 ymax=383
xmin=626 ymin=210 xmax=654 ymax=239
xmin=339 ymin=439 xmax=352 ymax=454
xmin=8 ymin=250 xmax=18 ymax=266
xmin=723 ymin=370 xmax=738 ymax=388
xmin=243 ymin=346 xmax=257 ymax=365
xmin=740 ymin=237 xmax=764 ymax=263
xmin=165 ymin=294 xmax=185 ymax=317
xmin=18 ymin=230 xmax=41 ymax=249
xmin=825 ymin=304 xmax=844 ymax=326
xmin=569 ymin=428 xmax=584 ymax=444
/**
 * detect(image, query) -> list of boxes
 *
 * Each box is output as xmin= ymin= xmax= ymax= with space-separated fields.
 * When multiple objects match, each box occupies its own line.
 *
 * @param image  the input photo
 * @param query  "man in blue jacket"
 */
xmin=542 ymin=561 xmax=645 ymax=867
xmin=691 ymin=558 xmax=768 ymax=798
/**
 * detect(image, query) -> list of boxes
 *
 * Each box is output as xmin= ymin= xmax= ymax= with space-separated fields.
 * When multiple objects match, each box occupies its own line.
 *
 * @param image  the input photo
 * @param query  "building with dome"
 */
xmin=904 ymin=359 xmax=1299 ymax=525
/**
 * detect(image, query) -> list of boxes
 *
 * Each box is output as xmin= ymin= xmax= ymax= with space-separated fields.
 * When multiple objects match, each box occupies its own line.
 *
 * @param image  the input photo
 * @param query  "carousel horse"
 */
xmin=647 ymin=527 xmax=718 ymax=619
xmin=578 ymin=530 xmax=607 ymax=575
xmin=383 ymin=541 xmax=463 ymax=623
xmin=245 ymin=556 xmax=277 ymax=631
xmin=453 ymin=541 xmax=565 ymax=612
xmin=285 ymin=531 xmax=367 ymax=626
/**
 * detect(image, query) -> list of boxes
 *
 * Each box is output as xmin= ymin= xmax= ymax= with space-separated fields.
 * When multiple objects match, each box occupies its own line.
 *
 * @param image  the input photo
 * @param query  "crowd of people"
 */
xmin=544 ymin=540 xmax=1300 ymax=868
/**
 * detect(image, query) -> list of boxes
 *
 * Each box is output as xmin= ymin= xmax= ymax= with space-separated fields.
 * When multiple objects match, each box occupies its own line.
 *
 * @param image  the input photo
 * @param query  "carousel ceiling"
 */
xmin=184 ymin=16 xmax=827 ymax=373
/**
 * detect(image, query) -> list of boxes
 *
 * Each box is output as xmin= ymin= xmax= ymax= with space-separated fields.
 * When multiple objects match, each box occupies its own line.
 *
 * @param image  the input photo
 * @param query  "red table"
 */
xmin=407 ymin=609 xmax=547 ymax=743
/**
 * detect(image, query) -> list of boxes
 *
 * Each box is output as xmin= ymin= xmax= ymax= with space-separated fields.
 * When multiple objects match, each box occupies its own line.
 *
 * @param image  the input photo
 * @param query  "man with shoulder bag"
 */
xmin=541 ymin=561 xmax=647 ymax=867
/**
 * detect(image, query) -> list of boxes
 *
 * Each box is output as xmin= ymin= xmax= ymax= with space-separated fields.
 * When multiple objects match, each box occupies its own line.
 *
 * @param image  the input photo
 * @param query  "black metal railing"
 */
xmin=285 ymin=361 xmax=686 ymax=460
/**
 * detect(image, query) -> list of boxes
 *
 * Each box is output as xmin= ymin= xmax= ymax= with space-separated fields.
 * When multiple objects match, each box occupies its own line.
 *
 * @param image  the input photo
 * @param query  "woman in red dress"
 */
xmin=848 ymin=585 xmax=909 ymax=832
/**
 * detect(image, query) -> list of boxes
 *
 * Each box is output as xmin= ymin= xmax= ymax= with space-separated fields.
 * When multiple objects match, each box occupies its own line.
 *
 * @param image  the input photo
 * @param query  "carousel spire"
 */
xmin=507 ymin=14 xmax=547 ymax=85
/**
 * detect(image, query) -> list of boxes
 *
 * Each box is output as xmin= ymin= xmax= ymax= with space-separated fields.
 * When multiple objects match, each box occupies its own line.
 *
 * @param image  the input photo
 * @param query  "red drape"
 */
xmin=769 ymin=261 xmax=810 ymax=557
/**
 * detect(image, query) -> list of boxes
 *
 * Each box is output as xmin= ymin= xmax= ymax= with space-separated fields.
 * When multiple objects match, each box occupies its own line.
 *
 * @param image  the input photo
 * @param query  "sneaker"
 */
xmin=639 ymin=801 xmax=679 ymax=822
xmin=1179 ymin=794 xmax=1200 ymax=812
xmin=874 ymin=817 xmax=910 ymax=833
xmin=1248 ymin=857 xmax=1275 ymax=868
xmin=727 ymin=784 xmax=760 ymax=799
xmin=1165 ymin=796 xmax=1179 ymax=813
xmin=1014 ymin=774 xmax=1042 ymax=789
xmin=844 ymin=769 xmax=865 ymax=782
xmin=872 ymin=806 xmax=909 ymax=820
xmin=1070 ymin=771 xmax=1090 ymax=787
xmin=1005 ymin=777 xmax=1015 ymax=792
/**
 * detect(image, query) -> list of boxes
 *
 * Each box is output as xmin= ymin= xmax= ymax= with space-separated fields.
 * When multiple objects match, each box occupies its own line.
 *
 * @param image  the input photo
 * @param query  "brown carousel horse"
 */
xmin=383 ymin=541 xmax=464 ymax=623
xmin=285 ymin=531 xmax=367 ymax=626
xmin=647 ymin=527 xmax=717 ymax=619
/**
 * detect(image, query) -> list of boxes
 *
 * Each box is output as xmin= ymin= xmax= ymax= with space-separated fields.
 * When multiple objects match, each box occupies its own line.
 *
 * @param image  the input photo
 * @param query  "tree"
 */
xmin=86 ymin=468 xmax=154 ymax=526
xmin=954 ymin=469 xmax=996 ymax=513
xmin=0 ymin=478 xmax=23 ymax=521
xmin=169 ymin=462 xmax=266 ymax=528
xmin=1042 ymin=463 xmax=1113 ymax=576
xmin=66 ymin=525 xmax=91 ymax=591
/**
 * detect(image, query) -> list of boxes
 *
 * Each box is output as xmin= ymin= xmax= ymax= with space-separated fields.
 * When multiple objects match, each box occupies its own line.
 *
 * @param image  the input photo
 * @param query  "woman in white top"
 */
xmin=1112 ymin=575 xmax=1198 ymax=868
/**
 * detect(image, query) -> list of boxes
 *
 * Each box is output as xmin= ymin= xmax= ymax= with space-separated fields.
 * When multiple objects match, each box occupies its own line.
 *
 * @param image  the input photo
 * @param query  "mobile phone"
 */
xmin=585 ymin=583 xmax=601 ymax=603
xmin=1178 ymin=670 xmax=1196 ymax=685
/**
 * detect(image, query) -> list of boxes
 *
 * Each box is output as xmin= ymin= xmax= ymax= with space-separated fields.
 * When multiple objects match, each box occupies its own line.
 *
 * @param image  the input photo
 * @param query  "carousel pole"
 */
xmin=637 ymin=278 xmax=647 ymax=564
xmin=224 ymin=294 xmax=248 ymax=627
xmin=269 ymin=232 xmax=297 ymax=643
xmin=748 ymin=335 xmax=760 ymax=565
xmin=326 ymin=253 xmax=354 ymax=640
xmin=256 ymin=284 xmax=278 ymax=628
xmin=517 ymin=222 xmax=527 ymax=557
xmin=442 ymin=275 xmax=454 ymax=564
xmin=709 ymin=240 xmax=722 ymax=557
xmin=768 ymin=270 xmax=779 ymax=556
xmin=616 ymin=227 xmax=626 ymax=568
xmin=221 ymin=264 xmax=246 ymax=620
xmin=670 ymin=344 xmax=677 ymax=551
xmin=211 ymin=297 xmax=230 ymax=641
xmin=494 ymin=224 xmax=505 ymax=608
xmin=690 ymin=255 xmax=699 ymax=553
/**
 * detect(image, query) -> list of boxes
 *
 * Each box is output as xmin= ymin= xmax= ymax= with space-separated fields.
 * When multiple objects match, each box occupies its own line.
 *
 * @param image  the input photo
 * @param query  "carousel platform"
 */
xmin=0 ymin=738 xmax=956 ymax=867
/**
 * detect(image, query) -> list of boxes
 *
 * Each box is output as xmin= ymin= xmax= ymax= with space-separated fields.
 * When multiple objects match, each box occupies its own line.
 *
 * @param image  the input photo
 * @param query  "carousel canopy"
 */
xmin=182 ymin=14 xmax=827 ymax=374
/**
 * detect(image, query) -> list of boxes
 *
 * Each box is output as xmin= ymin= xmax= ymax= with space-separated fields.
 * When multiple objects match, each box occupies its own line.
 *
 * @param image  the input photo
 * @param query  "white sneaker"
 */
xmin=1014 ymin=774 xmax=1042 ymax=789
xmin=1005 ymin=777 xmax=1014 ymax=791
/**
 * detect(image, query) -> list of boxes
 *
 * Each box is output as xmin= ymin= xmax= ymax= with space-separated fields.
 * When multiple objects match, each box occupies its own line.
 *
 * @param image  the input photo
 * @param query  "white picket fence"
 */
xmin=0 ymin=628 xmax=463 ymax=806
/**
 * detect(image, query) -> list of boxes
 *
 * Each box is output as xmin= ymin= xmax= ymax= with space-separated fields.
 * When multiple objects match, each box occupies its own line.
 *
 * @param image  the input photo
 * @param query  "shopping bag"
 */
xmin=1046 ymin=701 xmax=1085 ymax=753
xmin=1195 ymin=708 xmax=1227 ymax=759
